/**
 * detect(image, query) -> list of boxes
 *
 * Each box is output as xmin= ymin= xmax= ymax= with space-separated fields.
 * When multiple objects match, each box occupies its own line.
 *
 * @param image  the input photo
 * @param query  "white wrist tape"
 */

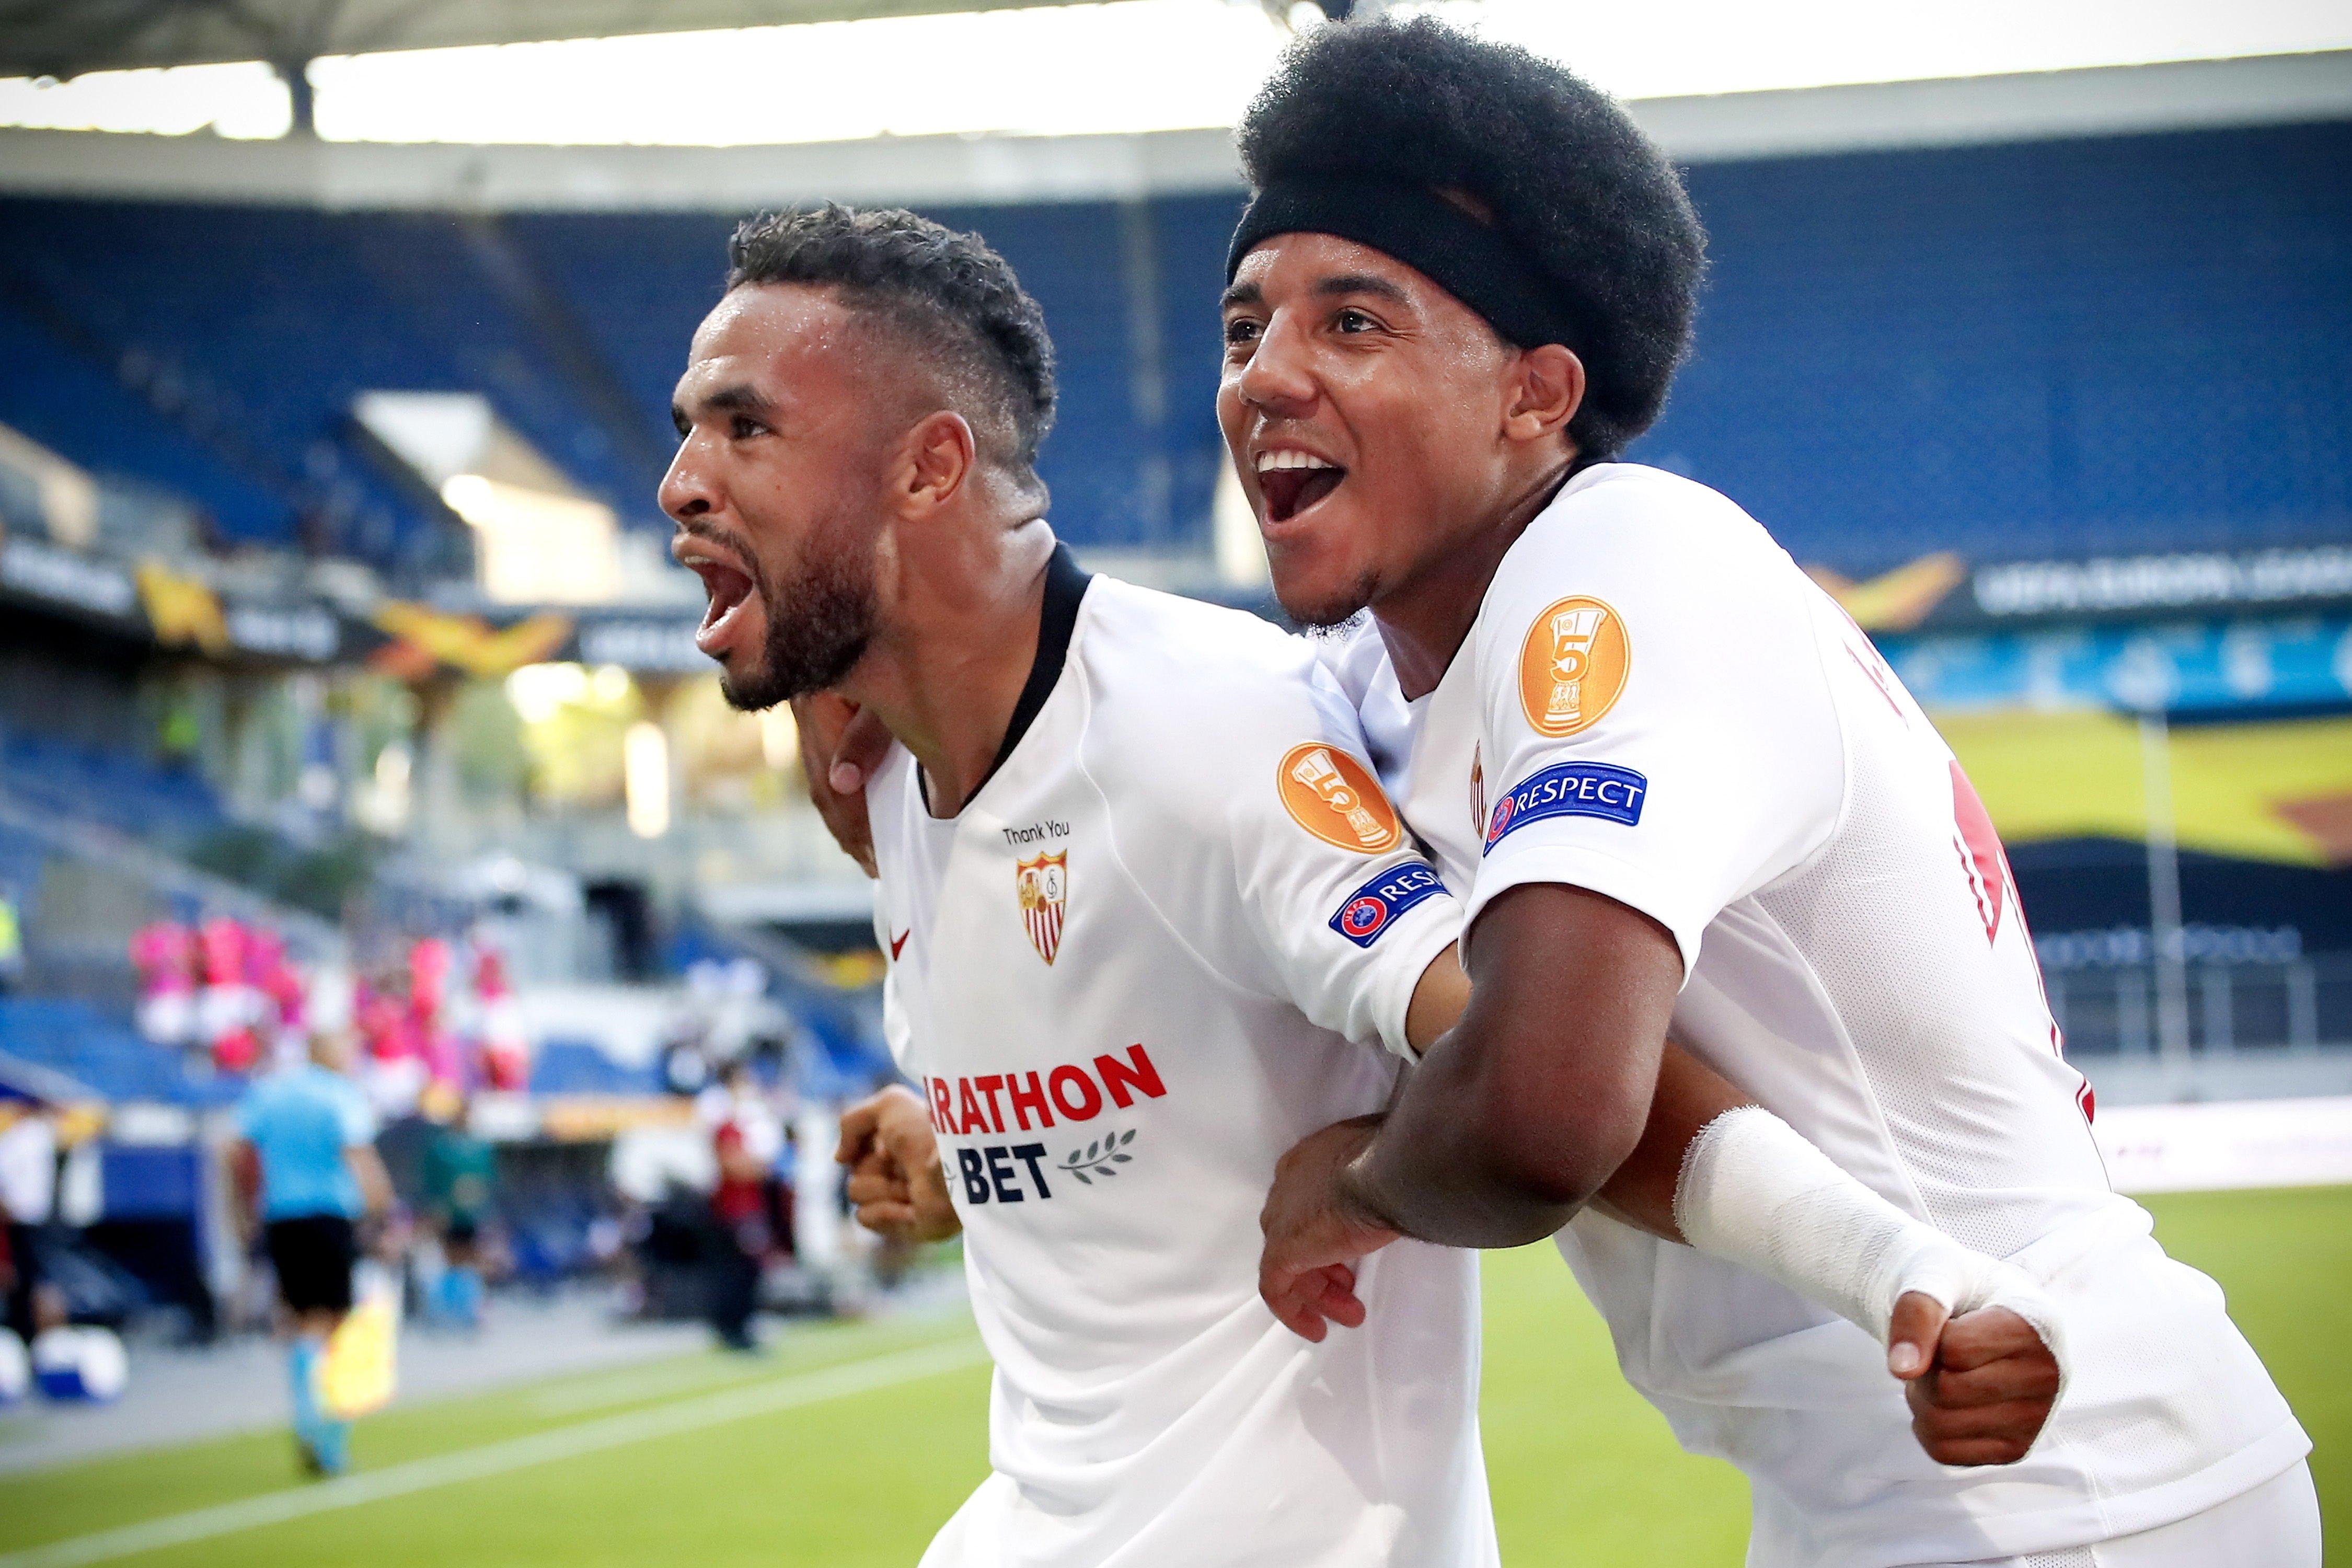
xmin=1672 ymin=1107 xmax=2068 ymax=1408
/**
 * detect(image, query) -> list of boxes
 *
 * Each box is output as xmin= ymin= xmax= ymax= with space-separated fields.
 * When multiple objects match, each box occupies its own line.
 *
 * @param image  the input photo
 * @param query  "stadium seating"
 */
xmin=0 ymin=997 xmax=239 ymax=1107
xmin=0 ymin=201 xmax=655 ymax=573
xmin=0 ymin=817 xmax=47 ymax=900
xmin=1659 ymin=123 xmax=2352 ymax=571
xmin=505 ymin=199 xmax=1205 ymax=554
xmin=0 ymin=732 xmax=226 ymax=844
xmin=527 ymin=1038 xmax=662 ymax=1096
xmin=0 ymin=121 xmax=2343 ymax=577
xmin=0 ymin=278 xmax=288 ymax=551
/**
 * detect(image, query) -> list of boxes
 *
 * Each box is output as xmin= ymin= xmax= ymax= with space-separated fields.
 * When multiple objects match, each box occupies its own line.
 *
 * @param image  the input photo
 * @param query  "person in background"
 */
xmin=352 ymin=970 xmax=424 ymax=1121
xmin=469 ymin=946 xmax=531 ymax=1092
xmin=408 ymin=936 xmax=461 ymax=1090
xmin=198 ymin=915 xmax=261 ymax=1074
xmin=248 ymin=928 xmax=308 ymax=1069
xmin=231 ymin=1032 xmax=392 ymax=1476
xmin=0 ymin=1098 xmax=61 ymax=1344
xmin=419 ymin=1096 xmax=495 ymax=1330
xmin=707 ymin=1059 xmax=780 ymax=1353
xmin=130 ymin=917 xmax=197 ymax=1047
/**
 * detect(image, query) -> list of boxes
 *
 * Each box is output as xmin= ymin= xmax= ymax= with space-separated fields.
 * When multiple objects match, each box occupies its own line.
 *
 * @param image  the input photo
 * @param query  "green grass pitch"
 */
xmin=2 ymin=1186 xmax=2340 ymax=1566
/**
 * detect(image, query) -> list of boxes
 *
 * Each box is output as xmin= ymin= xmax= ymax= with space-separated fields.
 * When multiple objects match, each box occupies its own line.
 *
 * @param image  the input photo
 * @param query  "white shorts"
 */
xmin=1950 ymin=1460 xmax=2321 ymax=1568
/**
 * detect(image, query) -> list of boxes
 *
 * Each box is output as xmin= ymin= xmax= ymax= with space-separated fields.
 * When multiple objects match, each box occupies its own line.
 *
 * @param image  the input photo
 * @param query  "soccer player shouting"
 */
xmin=685 ymin=206 xmax=2080 ymax=1564
xmin=1230 ymin=19 xmax=2317 ymax=1568
xmin=665 ymin=205 xmax=1497 ymax=1566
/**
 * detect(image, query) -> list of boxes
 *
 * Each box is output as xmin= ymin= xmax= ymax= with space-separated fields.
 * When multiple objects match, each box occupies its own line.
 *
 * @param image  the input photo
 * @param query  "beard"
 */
xmin=1272 ymin=564 xmax=1382 ymax=631
xmin=717 ymin=534 xmax=877 ymax=713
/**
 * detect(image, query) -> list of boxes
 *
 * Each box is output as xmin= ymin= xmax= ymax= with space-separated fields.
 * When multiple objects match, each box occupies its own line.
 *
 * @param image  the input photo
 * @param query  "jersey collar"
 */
xmin=918 ymin=540 xmax=1093 ymax=813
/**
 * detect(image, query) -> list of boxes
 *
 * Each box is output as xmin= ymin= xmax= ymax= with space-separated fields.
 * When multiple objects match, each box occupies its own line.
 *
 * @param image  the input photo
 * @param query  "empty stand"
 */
xmin=528 ymin=1037 xmax=660 ymax=1096
xmin=0 ymin=120 xmax=2343 ymax=578
xmin=0 ymin=997 xmax=240 ymax=1107
xmin=0 ymin=731 xmax=225 ymax=843
xmin=1657 ymin=122 xmax=2352 ymax=570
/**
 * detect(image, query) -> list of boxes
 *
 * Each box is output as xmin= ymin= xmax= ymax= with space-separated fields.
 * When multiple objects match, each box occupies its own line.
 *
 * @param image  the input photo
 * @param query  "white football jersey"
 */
xmin=871 ymin=553 xmax=1494 ymax=1568
xmin=1328 ymin=464 xmax=2308 ymax=1567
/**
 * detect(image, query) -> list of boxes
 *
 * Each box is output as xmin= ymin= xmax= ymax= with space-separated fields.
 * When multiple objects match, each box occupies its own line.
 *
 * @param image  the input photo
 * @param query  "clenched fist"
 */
xmin=835 ymin=1084 xmax=960 ymax=1244
xmin=1887 ymin=1295 xmax=2065 ymax=1466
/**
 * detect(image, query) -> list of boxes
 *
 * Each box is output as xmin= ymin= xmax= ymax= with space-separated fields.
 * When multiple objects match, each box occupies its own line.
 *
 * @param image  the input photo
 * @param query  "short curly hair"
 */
xmin=1237 ymin=17 xmax=1705 ymax=459
xmin=728 ymin=204 xmax=1058 ymax=472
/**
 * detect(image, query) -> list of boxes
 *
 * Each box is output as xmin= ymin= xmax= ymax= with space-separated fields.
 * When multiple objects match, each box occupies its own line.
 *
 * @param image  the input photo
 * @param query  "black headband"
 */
xmin=1226 ymin=178 xmax=1589 ymax=358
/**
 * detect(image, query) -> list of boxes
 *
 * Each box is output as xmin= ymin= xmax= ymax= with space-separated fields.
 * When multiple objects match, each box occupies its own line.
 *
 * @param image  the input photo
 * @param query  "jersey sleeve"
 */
xmin=1221 ymin=661 xmax=1461 ymax=1059
xmin=1465 ymin=478 xmax=1845 ymax=978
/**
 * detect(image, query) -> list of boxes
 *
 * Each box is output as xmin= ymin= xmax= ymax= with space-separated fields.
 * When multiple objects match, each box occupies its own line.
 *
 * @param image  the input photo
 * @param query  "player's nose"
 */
xmin=659 ymin=441 xmax=718 ymax=524
xmin=1234 ymin=313 xmax=1319 ymax=416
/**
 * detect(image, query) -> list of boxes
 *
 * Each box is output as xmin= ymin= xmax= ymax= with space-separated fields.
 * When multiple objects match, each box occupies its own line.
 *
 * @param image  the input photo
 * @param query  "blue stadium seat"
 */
xmin=2 ymin=121 xmax=2344 ymax=578
xmin=1651 ymin=123 xmax=2352 ymax=571
xmin=0 ymin=818 xmax=49 ymax=895
xmin=528 ymin=1038 xmax=662 ymax=1096
xmin=0 ymin=733 xmax=227 ymax=841
xmin=0 ymin=996 xmax=240 ymax=1107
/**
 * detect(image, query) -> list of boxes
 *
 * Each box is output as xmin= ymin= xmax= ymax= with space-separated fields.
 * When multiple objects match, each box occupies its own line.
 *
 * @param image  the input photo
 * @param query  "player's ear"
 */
xmin=1502 ymin=344 xmax=1584 ymax=446
xmin=901 ymin=410 xmax=978 ymax=514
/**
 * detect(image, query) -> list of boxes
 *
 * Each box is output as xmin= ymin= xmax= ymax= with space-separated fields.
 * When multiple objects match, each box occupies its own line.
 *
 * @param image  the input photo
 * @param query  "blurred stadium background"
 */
xmin=0 ymin=1 xmax=2346 ymax=1563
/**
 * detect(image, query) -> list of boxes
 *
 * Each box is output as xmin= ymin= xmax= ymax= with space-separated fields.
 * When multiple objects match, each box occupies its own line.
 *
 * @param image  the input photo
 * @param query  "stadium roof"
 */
xmin=3 ymin=50 xmax=2345 ymax=211
xmin=0 ymin=0 xmax=1074 ymax=78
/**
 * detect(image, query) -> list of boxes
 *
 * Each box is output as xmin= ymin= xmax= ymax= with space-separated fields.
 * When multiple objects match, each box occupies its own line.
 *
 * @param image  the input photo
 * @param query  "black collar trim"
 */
xmin=919 ymin=541 xmax=1092 ymax=812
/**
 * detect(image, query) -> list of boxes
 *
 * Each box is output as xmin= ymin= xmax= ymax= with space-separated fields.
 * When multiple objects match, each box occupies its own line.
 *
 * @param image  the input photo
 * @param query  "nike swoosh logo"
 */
xmin=890 ymin=930 xmax=909 ymax=960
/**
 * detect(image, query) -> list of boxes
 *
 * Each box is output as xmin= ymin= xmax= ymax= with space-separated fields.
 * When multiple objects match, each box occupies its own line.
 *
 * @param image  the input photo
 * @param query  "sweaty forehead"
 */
xmin=684 ymin=284 xmax=865 ymax=391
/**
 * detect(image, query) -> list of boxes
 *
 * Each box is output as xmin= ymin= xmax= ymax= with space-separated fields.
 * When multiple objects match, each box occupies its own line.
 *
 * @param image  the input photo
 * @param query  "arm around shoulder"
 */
xmin=1346 ymin=882 xmax=1684 ymax=1246
xmin=1255 ymin=882 xmax=1680 ymax=1338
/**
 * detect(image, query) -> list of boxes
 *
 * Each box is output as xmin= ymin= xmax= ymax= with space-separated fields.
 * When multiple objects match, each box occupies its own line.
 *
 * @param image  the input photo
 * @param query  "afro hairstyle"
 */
xmin=1236 ymin=16 xmax=1705 ymax=459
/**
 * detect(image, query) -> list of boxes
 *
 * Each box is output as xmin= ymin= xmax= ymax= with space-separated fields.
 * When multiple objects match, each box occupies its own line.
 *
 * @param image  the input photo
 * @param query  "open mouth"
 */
xmin=1255 ymin=449 xmax=1346 ymax=525
xmin=688 ymin=558 xmax=757 ymax=657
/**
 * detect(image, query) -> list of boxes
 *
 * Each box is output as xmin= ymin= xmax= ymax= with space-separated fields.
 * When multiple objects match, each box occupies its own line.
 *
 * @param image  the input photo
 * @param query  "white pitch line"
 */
xmin=1 ymin=1337 xmax=990 ymax=1568
xmin=527 ymin=1356 xmax=746 ymax=1417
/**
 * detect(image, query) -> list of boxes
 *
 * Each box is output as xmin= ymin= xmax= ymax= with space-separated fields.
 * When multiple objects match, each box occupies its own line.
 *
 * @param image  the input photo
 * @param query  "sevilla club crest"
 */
xmin=1015 ymin=851 xmax=1068 ymax=965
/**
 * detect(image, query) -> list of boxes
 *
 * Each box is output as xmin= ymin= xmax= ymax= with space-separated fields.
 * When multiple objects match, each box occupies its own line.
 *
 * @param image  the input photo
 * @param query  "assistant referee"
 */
xmin=231 ymin=1032 xmax=391 ymax=1476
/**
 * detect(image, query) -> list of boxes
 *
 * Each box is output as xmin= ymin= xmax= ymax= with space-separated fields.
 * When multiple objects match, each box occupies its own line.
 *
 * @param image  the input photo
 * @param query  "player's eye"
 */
xmin=730 ymin=415 xmax=766 ymax=440
xmin=1223 ymin=317 xmax=1262 ymax=349
xmin=1334 ymin=308 xmax=1378 ymax=333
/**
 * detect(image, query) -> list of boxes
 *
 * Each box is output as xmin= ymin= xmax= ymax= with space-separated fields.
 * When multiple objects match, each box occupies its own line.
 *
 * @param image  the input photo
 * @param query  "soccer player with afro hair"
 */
xmin=1239 ymin=17 xmax=2317 ymax=1568
xmin=1237 ymin=13 xmax=1703 ymax=465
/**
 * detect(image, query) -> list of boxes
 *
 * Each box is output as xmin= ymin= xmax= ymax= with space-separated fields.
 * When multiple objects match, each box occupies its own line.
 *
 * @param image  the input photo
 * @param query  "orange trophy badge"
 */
xmin=1518 ymin=595 xmax=1630 ymax=737
xmin=1277 ymin=744 xmax=1403 ymax=855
